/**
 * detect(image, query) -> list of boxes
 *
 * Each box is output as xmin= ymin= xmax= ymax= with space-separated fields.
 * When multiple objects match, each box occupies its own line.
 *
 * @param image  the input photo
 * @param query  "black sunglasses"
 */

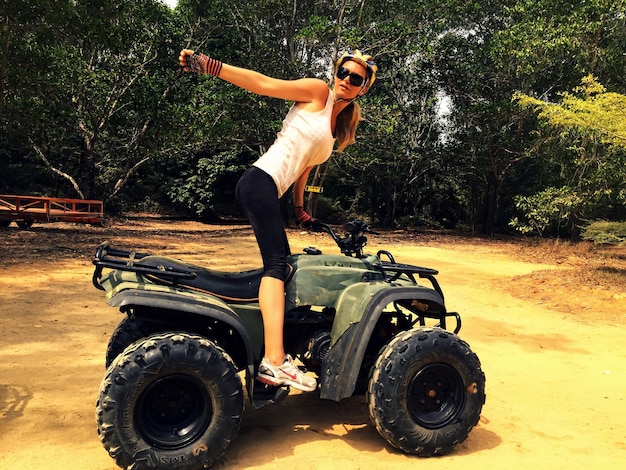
xmin=336 ymin=66 xmax=366 ymax=87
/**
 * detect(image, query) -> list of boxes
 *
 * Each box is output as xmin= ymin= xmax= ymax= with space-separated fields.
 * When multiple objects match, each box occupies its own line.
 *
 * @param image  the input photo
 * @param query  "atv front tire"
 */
xmin=367 ymin=327 xmax=485 ymax=456
xmin=96 ymin=333 xmax=244 ymax=469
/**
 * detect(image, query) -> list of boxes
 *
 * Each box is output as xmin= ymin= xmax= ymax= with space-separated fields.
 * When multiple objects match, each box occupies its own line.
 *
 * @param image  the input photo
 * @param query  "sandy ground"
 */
xmin=0 ymin=218 xmax=625 ymax=470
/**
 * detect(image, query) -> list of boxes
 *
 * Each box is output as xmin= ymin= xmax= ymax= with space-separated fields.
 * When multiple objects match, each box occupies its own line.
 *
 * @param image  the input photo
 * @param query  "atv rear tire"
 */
xmin=105 ymin=316 xmax=167 ymax=367
xmin=96 ymin=333 xmax=244 ymax=469
xmin=367 ymin=327 xmax=485 ymax=456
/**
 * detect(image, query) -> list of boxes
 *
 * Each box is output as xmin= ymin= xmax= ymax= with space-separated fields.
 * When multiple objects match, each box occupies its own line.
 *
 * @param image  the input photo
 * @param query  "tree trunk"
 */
xmin=483 ymin=171 xmax=498 ymax=236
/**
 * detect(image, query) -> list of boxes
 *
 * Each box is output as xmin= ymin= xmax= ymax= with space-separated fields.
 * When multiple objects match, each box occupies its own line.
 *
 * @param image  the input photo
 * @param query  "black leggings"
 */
xmin=235 ymin=167 xmax=291 ymax=281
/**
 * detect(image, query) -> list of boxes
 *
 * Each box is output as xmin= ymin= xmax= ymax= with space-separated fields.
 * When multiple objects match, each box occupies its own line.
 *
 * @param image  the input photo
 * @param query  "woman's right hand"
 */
xmin=295 ymin=206 xmax=315 ymax=227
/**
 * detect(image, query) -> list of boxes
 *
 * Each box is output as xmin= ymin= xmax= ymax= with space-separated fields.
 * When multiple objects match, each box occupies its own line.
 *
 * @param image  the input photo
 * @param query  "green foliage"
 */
xmin=510 ymin=186 xmax=584 ymax=236
xmin=580 ymin=220 xmax=626 ymax=245
xmin=165 ymin=146 xmax=252 ymax=220
xmin=513 ymin=75 xmax=626 ymax=235
xmin=435 ymin=0 xmax=626 ymax=234
xmin=1 ymin=0 xmax=186 ymax=202
xmin=1 ymin=0 xmax=625 ymax=235
xmin=514 ymin=75 xmax=626 ymax=149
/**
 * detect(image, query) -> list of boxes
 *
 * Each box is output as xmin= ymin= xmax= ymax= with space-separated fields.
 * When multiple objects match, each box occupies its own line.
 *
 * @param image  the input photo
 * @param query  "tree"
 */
xmin=511 ymin=75 xmax=626 ymax=236
xmin=515 ymin=75 xmax=626 ymax=149
xmin=1 ymin=0 xmax=184 ymax=205
xmin=435 ymin=0 xmax=625 ymax=234
xmin=168 ymin=0 xmax=443 ymax=223
xmin=165 ymin=0 xmax=340 ymax=219
xmin=301 ymin=0 xmax=455 ymax=226
xmin=3 ymin=0 xmax=625 ymax=232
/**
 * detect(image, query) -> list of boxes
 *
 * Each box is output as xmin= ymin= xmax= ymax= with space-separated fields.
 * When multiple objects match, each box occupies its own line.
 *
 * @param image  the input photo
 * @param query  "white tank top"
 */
xmin=253 ymin=88 xmax=335 ymax=198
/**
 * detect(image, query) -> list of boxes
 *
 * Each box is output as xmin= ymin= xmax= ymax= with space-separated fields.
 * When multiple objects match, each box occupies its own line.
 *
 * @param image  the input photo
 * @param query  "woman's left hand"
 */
xmin=179 ymin=49 xmax=194 ymax=71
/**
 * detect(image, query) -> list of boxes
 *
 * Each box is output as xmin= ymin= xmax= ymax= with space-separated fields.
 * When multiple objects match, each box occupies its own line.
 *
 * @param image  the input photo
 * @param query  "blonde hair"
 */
xmin=335 ymin=101 xmax=362 ymax=152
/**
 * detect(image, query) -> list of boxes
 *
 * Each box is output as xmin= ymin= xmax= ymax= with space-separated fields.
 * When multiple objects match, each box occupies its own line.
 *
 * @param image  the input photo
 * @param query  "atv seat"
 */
xmin=139 ymin=256 xmax=292 ymax=303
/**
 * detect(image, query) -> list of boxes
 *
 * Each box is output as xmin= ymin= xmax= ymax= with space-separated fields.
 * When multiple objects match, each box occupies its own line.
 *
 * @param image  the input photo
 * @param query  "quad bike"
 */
xmin=92 ymin=220 xmax=486 ymax=469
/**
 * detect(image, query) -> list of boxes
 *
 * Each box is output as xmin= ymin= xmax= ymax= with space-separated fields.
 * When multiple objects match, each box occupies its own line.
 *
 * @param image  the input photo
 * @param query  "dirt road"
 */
xmin=1 ymin=218 xmax=624 ymax=469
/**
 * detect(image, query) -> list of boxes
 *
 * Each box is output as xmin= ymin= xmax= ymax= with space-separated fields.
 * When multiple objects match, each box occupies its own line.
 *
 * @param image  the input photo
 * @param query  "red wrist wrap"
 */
xmin=189 ymin=53 xmax=223 ymax=77
xmin=294 ymin=206 xmax=312 ymax=224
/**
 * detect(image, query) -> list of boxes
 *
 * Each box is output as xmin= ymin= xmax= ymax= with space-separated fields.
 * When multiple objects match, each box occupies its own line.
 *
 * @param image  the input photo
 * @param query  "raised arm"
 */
xmin=179 ymin=49 xmax=328 ymax=106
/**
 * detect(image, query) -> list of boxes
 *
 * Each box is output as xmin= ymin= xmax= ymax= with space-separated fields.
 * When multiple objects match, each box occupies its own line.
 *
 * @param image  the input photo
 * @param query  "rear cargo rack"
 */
xmin=92 ymin=242 xmax=196 ymax=291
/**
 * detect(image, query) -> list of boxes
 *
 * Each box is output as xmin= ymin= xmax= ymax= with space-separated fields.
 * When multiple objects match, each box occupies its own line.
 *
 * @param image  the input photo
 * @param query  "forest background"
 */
xmin=1 ymin=0 xmax=625 ymax=240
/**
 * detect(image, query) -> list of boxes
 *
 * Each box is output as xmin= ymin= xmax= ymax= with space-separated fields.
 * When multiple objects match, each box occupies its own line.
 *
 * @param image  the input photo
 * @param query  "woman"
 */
xmin=179 ymin=48 xmax=377 ymax=391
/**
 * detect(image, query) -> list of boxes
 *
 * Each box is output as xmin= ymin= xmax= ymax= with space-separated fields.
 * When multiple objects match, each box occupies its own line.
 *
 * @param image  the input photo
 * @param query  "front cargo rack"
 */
xmin=376 ymin=249 xmax=461 ymax=333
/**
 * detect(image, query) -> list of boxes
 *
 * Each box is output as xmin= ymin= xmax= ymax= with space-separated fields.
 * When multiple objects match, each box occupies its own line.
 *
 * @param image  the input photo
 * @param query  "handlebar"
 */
xmin=310 ymin=219 xmax=377 ymax=258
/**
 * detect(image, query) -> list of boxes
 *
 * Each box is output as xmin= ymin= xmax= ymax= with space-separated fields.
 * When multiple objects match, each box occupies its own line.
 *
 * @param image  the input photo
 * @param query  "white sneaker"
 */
xmin=257 ymin=354 xmax=317 ymax=392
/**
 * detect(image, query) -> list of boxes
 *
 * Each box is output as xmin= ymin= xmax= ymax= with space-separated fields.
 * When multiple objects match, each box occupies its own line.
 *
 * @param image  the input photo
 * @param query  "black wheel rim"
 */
xmin=136 ymin=374 xmax=213 ymax=449
xmin=407 ymin=363 xmax=465 ymax=429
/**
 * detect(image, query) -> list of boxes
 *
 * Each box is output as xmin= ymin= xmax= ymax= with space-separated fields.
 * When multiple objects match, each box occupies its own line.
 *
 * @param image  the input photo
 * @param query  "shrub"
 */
xmin=580 ymin=221 xmax=626 ymax=245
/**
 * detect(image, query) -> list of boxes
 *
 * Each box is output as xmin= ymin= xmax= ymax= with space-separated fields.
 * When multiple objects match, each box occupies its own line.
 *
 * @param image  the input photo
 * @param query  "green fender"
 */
xmin=101 ymin=269 xmax=264 ymax=352
xmin=107 ymin=288 xmax=262 ymax=366
xmin=330 ymin=281 xmax=395 ymax=344
xmin=321 ymin=285 xmax=446 ymax=401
